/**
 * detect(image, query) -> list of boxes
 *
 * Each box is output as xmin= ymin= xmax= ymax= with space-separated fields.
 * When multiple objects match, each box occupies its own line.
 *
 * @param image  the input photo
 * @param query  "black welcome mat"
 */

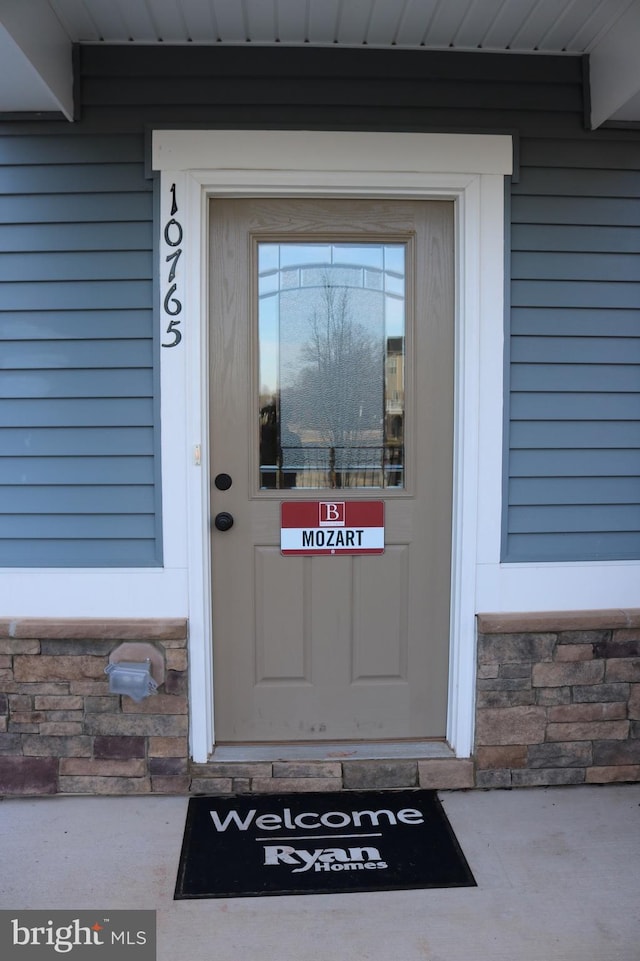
xmin=175 ymin=789 xmax=475 ymax=899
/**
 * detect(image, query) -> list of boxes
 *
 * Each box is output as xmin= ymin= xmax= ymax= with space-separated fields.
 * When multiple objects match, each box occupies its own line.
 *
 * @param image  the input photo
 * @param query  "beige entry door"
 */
xmin=209 ymin=198 xmax=454 ymax=743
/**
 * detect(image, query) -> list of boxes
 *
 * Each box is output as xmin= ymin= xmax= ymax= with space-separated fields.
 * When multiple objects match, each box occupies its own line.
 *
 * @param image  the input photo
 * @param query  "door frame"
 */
xmin=152 ymin=130 xmax=513 ymax=763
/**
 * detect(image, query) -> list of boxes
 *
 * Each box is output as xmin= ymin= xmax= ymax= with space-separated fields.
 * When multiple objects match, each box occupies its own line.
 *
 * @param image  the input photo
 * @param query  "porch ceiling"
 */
xmin=1 ymin=0 xmax=640 ymax=128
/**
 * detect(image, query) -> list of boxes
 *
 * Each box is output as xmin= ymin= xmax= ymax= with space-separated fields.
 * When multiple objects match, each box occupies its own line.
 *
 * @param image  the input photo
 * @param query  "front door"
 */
xmin=209 ymin=198 xmax=453 ymax=742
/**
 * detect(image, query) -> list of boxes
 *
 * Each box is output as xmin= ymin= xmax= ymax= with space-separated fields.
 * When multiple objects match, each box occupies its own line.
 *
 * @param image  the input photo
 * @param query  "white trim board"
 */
xmin=152 ymin=129 xmax=512 ymax=762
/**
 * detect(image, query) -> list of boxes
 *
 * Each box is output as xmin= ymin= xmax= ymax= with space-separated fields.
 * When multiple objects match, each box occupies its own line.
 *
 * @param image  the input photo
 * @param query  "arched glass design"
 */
xmin=258 ymin=243 xmax=405 ymax=489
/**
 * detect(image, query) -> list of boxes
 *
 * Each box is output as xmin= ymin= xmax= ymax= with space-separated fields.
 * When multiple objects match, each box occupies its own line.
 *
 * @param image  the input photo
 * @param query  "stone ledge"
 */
xmin=342 ymin=760 xmax=418 ymax=790
xmin=0 ymin=618 xmax=188 ymax=641
xmin=477 ymin=609 xmax=640 ymax=635
xmin=251 ymin=777 xmax=342 ymax=793
xmin=418 ymin=758 xmax=474 ymax=789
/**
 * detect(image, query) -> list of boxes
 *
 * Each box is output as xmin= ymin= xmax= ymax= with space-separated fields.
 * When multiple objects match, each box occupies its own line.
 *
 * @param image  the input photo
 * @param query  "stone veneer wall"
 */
xmin=2 ymin=612 xmax=638 ymax=796
xmin=0 ymin=619 xmax=190 ymax=796
xmin=475 ymin=610 xmax=640 ymax=787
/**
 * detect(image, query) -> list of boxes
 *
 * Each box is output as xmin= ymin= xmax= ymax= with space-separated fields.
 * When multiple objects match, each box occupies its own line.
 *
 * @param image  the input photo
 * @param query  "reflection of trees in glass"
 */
xmin=283 ymin=278 xmax=383 ymax=482
xmin=259 ymin=396 xmax=300 ymax=489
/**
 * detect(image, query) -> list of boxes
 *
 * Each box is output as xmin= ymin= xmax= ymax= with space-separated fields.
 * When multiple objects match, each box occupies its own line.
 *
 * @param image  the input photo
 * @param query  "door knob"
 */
xmin=214 ymin=511 xmax=234 ymax=532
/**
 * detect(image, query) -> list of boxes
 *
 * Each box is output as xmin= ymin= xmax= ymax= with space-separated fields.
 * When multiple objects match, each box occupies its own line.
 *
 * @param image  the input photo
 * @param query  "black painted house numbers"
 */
xmin=162 ymin=182 xmax=183 ymax=348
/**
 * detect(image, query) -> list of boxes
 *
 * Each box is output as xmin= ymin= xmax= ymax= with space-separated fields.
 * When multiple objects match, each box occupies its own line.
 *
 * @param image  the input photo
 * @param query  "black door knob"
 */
xmin=214 ymin=511 xmax=234 ymax=532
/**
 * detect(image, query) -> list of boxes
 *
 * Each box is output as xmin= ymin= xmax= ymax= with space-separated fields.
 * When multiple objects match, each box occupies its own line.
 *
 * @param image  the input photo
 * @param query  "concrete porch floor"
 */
xmin=0 ymin=784 xmax=638 ymax=961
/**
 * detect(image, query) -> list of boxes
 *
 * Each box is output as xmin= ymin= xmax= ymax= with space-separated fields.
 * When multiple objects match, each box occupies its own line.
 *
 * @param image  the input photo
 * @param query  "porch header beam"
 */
xmin=0 ymin=0 xmax=74 ymax=120
xmin=589 ymin=0 xmax=640 ymax=128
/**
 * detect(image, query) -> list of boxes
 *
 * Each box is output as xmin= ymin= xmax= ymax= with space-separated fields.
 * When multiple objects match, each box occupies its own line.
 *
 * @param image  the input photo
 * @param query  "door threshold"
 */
xmin=210 ymin=739 xmax=454 ymax=763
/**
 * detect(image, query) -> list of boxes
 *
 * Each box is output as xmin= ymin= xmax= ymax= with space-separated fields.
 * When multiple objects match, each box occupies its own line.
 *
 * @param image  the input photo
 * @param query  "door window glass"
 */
xmin=258 ymin=242 xmax=405 ymax=489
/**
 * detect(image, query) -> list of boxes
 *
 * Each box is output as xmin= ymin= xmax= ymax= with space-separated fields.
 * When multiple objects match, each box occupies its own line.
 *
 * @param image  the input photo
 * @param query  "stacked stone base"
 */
xmin=1 ymin=613 xmax=638 ymax=796
xmin=189 ymin=757 xmax=474 ymax=794
xmin=0 ymin=619 xmax=189 ymax=796
xmin=476 ymin=611 xmax=640 ymax=787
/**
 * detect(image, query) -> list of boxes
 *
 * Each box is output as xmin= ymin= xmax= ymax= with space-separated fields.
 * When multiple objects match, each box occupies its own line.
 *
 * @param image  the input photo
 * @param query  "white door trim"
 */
xmin=152 ymin=130 xmax=513 ymax=763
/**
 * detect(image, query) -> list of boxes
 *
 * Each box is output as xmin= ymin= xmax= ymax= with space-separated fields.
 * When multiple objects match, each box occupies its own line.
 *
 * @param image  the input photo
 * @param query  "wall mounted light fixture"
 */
xmin=105 ymin=642 xmax=166 ymax=702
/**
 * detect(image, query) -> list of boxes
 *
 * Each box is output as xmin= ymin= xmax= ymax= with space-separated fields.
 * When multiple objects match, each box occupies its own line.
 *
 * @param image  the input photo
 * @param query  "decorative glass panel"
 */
xmin=258 ymin=243 xmax=405 ymax=489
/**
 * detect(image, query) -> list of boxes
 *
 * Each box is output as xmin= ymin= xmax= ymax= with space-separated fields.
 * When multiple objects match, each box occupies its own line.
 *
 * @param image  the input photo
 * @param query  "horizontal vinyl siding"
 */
xmin=507 ymin=142 xmax=640 ymax=561
xmin=75 ymin=46 xmax=588 ymax=136
xmin=0 ymin=133 xmax=160 ymax=567
xmin=1 ymin=46 xmax=639 ymax=566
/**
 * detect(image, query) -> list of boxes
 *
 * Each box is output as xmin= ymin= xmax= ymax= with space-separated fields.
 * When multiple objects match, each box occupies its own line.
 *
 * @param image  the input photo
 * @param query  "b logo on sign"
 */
xmin=319 ymin=502 xmax=345 ymax=527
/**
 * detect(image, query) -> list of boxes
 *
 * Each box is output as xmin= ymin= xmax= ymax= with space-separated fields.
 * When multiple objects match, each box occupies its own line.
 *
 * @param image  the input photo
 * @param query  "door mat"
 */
xmin=175 ymin=789 xmax=476 ymax=899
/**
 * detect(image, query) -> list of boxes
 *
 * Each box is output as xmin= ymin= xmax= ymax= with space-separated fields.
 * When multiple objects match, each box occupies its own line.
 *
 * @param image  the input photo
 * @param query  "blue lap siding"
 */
xmin=0 ymin=132 xmax=160 ymax=566
xmin=509 ymin=140 xmax=640 ymax=560
xmin=0 ymin=47 xmax=638 ymax=565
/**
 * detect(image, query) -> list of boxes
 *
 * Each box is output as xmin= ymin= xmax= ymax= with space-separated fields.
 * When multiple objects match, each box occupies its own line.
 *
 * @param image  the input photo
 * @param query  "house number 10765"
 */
xmin=162 ymin=183 xmax=183 ymax=348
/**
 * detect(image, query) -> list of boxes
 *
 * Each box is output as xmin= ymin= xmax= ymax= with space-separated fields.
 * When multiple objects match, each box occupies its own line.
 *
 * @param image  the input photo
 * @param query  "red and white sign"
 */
xmin=281 ymin=501 xmax=384 ymax=556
